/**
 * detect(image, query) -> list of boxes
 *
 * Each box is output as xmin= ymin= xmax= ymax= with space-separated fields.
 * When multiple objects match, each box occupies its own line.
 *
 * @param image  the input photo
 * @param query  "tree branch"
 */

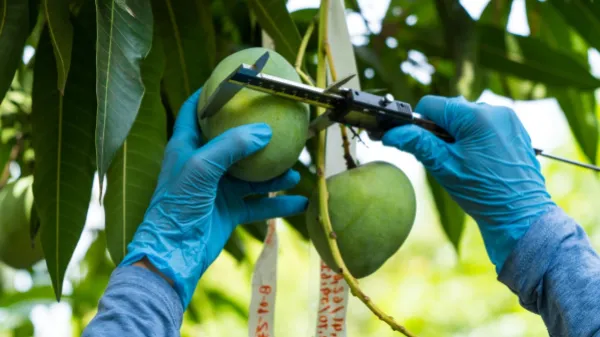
xmin=315 ymin=1 xmax=415 ymax=335
xmin=295 ymin=18 xmax=317 ymax=86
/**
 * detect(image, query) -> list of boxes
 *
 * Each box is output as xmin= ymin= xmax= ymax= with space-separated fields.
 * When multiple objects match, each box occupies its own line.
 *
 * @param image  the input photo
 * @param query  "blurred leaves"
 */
xmin=94 ymin=0 xmax=153 ymax=185
xmin=526 ymin=0 xmax=598 ymax=164
xmin=31 ymin=15 xmax=97 ymax=300
xmin=152 ymin=0 xmax=216 ymax=114
xmin=0 ymin=0 xmax=32 ymax=101
xmin=479 ymin=0 xmax=513 ymax=27
xmin=0 ymin=286 xmax=57 ymax=308
xmin=104 ymin=33 xmax=167 ymax=265
xmin=248 ymin=0 xmax=302 ymax=65
xmin=224 ymin=230 xmax=246 ymax=263
xmin=549 ymin=0 xmax=600 ymax=52
xmin=427 ymin=173 xmax=465 ymax=251
xmin=550 ymin=89 xmax=598 ymax=164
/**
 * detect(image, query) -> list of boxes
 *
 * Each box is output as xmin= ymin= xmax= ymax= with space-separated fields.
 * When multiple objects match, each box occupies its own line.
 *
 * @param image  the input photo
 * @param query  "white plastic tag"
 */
xmin=248 ymin=217 xmax=278 ymax=337
xmin=315 ymin=260 xmax=349 ymax=337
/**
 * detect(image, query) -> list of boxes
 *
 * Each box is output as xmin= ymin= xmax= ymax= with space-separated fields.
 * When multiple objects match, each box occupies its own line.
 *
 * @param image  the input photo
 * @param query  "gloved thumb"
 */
xmin=382 ymin=124 xmax=447 ymax=168
xmin=192 ymin=123 xmax=272 ymax=175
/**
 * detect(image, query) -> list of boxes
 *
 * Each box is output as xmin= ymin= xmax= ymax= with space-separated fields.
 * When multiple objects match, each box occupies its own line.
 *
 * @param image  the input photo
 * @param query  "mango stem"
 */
xmin=295 ymin=18 xmax=316 ymax=86
xmin=315 ymin=1 xmax=416 ymax=336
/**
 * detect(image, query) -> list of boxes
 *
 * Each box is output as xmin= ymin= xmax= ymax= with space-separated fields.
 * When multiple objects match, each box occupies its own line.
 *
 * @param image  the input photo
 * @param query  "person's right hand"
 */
xmin=381 ymin=95 xmax=556 ymax=272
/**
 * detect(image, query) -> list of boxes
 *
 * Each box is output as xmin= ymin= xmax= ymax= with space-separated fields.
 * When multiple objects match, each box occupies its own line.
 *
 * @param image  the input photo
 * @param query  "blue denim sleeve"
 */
xmin=498 ymin=206 xmax=600 ymax=337
xmin=81 ymin=265 xmax=183 ymax=337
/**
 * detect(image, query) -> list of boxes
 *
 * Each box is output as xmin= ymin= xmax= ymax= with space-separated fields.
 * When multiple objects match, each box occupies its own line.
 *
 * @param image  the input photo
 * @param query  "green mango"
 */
xmin=306 ymin=161 xmax=416 ymax=278
xmin=197 ymin=47 xmax=309 ymax=182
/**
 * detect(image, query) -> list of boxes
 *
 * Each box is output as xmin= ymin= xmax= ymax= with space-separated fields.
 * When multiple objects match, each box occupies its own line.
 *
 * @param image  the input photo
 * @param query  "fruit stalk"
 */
xmin=338 ymin=125 xmax=356 ymax=169
xmin=315 ymin=1 xmax=415 ymax=336
xmin=323 ymin=19 xmax=356 ymax=169
xmin=295 ymin=19 xmax=316 ymax=86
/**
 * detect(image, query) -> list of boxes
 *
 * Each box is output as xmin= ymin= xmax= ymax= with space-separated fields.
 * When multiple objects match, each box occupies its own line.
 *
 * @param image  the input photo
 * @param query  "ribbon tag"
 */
xmin=248 ymin=217 xmax=278 ymax=337
xmin=315 ymin=261 xmax=349 ymax=337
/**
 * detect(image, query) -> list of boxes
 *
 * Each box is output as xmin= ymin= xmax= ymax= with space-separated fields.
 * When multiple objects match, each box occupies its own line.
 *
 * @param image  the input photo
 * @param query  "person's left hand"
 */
xmin=120 ymin=89 xmax=308 ymax=309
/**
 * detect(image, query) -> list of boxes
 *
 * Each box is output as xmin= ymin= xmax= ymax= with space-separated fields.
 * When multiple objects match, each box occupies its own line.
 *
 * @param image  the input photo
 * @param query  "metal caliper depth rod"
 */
xmin=535 ymin=148 xmax=600 ymax=172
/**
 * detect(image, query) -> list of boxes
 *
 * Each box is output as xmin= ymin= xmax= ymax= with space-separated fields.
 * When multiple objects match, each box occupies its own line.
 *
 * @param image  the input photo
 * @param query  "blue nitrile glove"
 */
xmin=382 ymin=95 xmax=556 ymax=272
xmin=120 ymin=89 xmax=308 ymax=308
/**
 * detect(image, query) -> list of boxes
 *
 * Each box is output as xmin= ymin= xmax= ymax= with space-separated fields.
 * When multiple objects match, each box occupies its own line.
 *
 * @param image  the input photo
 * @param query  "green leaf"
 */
xmin=0 ymin=132 xmax=14 ymax=176
xmin=247 ymin=0 xmax=302 ymax=65
xmin=548 ymin=0 xmax=600 ymax=52
xmin=95 ymin=0 xmax=153 ymax=186
xmin=477 ymin=24 xmax=600 ymax=89
xmin=43 ymin=0 xmax=73 ymax=93
xmin=479 ymin=0 xmax=514 ymax=27
xmin=550 ymin=88 xmax=598 ymax=164
xmin=104 ymin=34 xmax=167 ymax=265
xmin=524 ymin=0 xmax=598 ymax=164
xmin=0 ymin=286 xmax=57 ymax=308
xmin=205 ymin=288 xmax=248 ymax=319
xmin=12 ymin=319 xmax=34 ymax=337
xmin=434 ymin=2 xmax=478 ymax=98
xmin=427 ymin=172 xmax=465 ymax=251
xmin=0 ymin=0 xmax=31 ymax=102
xmin=31 ymin=18 xmax=97 ymax=300
xmin=151 ymin=0 xmax=216 ymax=114
xmin=355 ymin=41 xmax=416 ymax=106
xmin=395 ymin=23 xmax=600 ymax=89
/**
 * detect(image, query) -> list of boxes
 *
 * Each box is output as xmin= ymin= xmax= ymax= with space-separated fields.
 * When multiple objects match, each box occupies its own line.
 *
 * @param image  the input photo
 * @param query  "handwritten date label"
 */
xmin=315 ymin=261 xmax=349 ymax=337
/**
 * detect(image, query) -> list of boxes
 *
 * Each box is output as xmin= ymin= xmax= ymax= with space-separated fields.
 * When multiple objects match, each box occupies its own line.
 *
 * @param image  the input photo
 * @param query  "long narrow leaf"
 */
xmin=0 ymin=286 xmax=57 ymax=307
xmin=95 ymin=0 xmax=153 ymax=187
xmin=392 ymin=23 xmax=600 ymax=89
xmin=0 ymin=0 xmax=30 ymax=101
xmin=105 ymin=35 xmax=167 ymax=265
xmin=427 ymin=173 xmax=465 ymax=251
xmin=31 ymin=18 xmax=96 ymax=300
xmin=478 ymin=24 xmax=600 ymax=89
xmin=247 ymin=0 xmax=302 ymax=65
xmin=550 ymin=88 xmax=598 ymax=164
xmin=151 ymin=0 xmax=216 ymax=114
xmin=479 ymin=0 xmax=514 ymax=27
xmin=43 ymin=0 xmax=73 ymax=93
xmin=525 ymin=0 xmax=598 ymax=164
xmin=549 ymin=0 xmax=600 ymax=52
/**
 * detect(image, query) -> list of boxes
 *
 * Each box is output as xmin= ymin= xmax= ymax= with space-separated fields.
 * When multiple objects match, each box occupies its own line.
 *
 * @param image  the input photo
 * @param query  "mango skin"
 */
xmin=306 ymin=161 xmax=416 ymax=278
xmin=0 ymin=176 xmax=44 ymax=269
xmin=197 ymin=47 xmax=309 ymax=182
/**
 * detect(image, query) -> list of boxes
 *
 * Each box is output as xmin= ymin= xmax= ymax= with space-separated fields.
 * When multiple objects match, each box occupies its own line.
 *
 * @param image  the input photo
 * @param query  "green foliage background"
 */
xmin=0 ymin=0 xmax=599 ymax=336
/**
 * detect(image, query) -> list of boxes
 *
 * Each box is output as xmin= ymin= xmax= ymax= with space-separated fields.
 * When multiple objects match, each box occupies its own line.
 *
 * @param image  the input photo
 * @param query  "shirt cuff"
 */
xmin=497 ymin=205 xmax=573 ymax=309
xmin=109 ymin=265 xmax=184 ymax=328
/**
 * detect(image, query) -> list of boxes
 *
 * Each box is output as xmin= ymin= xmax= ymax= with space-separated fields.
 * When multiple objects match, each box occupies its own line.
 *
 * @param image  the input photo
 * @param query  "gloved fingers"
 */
xmin=237 ymin=169 xmax=301 ymax=196
xmin=170 ymin=88 xmax=203 ymax=150
xmin=241 ymin=195 xmax=308 ymax=224
xmin=414 ymin=95 xmax=470 ymax=137
xmin=192 ymin=123 xmax=272 ymax=173
xmin=382 ymin=124 xmax=448 ymax=168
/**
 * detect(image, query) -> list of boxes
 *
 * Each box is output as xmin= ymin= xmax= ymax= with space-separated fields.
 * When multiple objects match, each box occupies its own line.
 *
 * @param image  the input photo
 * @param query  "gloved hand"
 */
xmin=382 ymin=95 xmax=556 ymax=272
xmin=120 ymin=89 xmax=308 ymax=308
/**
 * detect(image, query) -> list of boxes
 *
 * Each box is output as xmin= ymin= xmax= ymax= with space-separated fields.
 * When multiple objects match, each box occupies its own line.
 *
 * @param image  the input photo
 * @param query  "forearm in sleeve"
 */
xmin=81 ymin=265 xmax=183 ymax=337
xmin=499 ymin=206 xmax=600 ymax=337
